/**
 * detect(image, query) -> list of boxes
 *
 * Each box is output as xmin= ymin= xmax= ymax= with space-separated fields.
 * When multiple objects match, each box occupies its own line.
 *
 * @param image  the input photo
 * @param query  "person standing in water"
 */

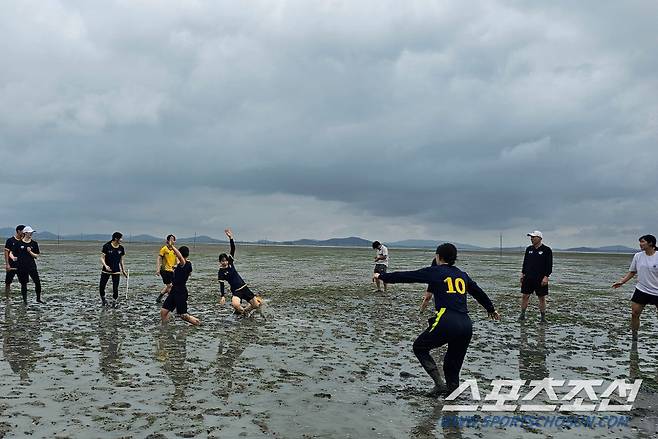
xmin=4 ymin=225 xmax=25 ymax=295
xmin=613 ymin=234 xmax=658 ymax=342
xmin=155 ymin=234 xmax=177 ymax=303
xmin=374 ymin=243 xmax=499 ymax=397
xmin=372 ymin=241 xmax=389 ymax=292
xmin=9 ymin=226 xmax=44 ymax=304
xmin=218 ymin=228 xmax=263 ymax=316
xmin=519 ymin=231 xmax=553 ymax=323
xmin=99 ymin=232 xmax=128 ymax=307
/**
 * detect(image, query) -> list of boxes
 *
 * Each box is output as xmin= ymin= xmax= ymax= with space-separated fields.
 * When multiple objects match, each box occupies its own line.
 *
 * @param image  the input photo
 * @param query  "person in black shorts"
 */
xmin=99 ymin=232 xmax=128 ymax=307
xmin=4 ymin=225 xmax=25 ymax=295
xmin=612 ymin=234 xmax=658 ymax=342
xmin=9 ymin=226 xmax=43 ymax=304
xmin=372 ymin=241 xmax=389 ymax=292
xmin=374 ymin=243 xmax=500 ymax=397
xmin=519 ymin=231 xmax=553 ymax=323
xmin=218 ymin=228 xmax=263 ymax=315
xmin=161 ymin=245 xmax=200 ymax=325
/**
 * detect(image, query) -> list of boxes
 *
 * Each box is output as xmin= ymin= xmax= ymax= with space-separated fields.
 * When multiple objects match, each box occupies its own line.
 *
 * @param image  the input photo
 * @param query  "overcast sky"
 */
xmin=1 ymin=0 xmax=656 ymax=247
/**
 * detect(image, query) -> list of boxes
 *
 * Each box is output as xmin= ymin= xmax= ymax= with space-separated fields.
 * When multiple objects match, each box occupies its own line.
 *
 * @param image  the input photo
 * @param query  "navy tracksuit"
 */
xmin=379 ymin=263 xmax=495 ymax=390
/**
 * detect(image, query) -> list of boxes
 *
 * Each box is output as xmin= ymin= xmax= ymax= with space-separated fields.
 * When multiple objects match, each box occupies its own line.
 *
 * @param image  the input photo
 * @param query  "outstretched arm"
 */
xmin=466 ymin=278 xmax=497 ymax=316
xmin=375 ymin=267 xmax=436 ymax=285
xmin=613 ymin=271 xmax=636 ymax=288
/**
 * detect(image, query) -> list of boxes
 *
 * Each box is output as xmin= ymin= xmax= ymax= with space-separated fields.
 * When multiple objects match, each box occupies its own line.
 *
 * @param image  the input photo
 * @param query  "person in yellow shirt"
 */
xmin=155 ymin=234 xmax=177 ymax=303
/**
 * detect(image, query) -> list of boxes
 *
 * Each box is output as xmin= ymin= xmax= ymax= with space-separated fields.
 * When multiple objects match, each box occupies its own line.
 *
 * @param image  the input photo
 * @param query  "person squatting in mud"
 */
xmin=218 ymin=228 xmax=263 ymax=316
xmin=374 ymin=243 xmax=500 ymax=397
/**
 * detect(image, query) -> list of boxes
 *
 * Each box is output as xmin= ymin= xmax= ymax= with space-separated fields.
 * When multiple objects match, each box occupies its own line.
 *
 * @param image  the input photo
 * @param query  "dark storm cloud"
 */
xmin=0 ymin=0 xmax=656 ymax=246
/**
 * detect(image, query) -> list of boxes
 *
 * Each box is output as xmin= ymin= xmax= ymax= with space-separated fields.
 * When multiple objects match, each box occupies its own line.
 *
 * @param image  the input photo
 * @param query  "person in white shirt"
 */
xmin=612 ymin=234 xmax=658 ymax=342
xmin=372 ymin=241 xmax=389 ymax=293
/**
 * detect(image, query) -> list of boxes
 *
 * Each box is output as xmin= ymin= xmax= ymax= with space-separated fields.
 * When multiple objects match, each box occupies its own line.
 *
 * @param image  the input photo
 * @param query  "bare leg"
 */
xmin=631 ymin=303 xmax=644 ymax=341
xmin=231 ymin=296 xmax=245 ymax=314
xmin=375 ymin=279 xmax=382 ymax=292
xmin=519 ymin=294 xmax=530 ymax=320
xmin=160 ymin=308 xmax=171 ymax=323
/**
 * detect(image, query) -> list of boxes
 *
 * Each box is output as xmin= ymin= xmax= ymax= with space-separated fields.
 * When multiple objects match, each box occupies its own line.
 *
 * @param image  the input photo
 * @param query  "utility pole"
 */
xmin=499 ymin=233 xmax=503 ymax=257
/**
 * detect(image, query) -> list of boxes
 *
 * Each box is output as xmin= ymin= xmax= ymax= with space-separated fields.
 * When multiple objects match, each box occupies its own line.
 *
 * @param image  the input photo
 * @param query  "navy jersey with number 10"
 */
xmin=379 ymin=264 xmax=495 ymax=314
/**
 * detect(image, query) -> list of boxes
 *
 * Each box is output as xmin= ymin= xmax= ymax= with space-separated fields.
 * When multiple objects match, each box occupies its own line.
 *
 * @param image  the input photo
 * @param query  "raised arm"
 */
xmin=225 ymin=228 xmax=235 ymax=257
xmin=171 ymin=246 xmax=185 ymax=266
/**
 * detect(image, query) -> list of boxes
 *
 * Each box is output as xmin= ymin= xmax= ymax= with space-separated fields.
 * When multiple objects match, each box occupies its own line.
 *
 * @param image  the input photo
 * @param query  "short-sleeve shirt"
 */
xmin=101 ymin=241 xmax=125 ymax=273
xmin=159 ymin=246 xmax=177 ymax=272
xmin=629 ymin=251 xmax=658 ymax=296
xmin=13 ymin=240 xmax=40 ymax=270
xmin=4 ymin=237 xmax=20 ymax=268
xmin=376 ymin=245 xmax=389 ymax=267
xmin=172 ymin=261 xmax=193 ymax=289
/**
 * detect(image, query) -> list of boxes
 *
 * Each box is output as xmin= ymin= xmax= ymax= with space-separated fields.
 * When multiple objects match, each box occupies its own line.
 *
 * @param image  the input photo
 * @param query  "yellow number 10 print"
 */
xmin=444 ymin=277 xmax=466 ymax=294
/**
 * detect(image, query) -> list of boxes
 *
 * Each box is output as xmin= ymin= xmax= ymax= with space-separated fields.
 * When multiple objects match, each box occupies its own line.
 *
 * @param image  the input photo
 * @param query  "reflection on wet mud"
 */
xmin=155 ymin=325 xmax=192 ymax=406
xmin=410 ymin=401 xmax=463 ymax=439
xmin=97 ymin=309 xmax=124 ymax=383
xmin=2 ymin=303 xmax=42 ymax=381
xmin=518 ymin=323 xmax=549 ymax=381
xmin=214 ymin=319 xmax=257 ymax=399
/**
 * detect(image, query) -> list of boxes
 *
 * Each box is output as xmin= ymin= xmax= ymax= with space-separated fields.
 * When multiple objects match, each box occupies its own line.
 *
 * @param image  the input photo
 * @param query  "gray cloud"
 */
xmin=1 ymin=0 xmax=656 ymax=247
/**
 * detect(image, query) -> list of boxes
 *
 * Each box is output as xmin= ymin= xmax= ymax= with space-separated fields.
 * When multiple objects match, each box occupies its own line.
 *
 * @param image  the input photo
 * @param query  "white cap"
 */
xmin=527 ymin=230 xmax=542 ymax=238
xmin=22 ymin=226 xmax=35 ymax=233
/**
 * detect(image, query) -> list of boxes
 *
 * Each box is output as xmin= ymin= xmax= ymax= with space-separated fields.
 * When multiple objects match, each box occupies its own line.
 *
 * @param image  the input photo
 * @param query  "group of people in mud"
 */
xmin=3 ymin=226 xmax=263 ymax=327
xmin=370 ymin=232 xmax=658 ymax=397
xmin=4 ymin=223 xmax=658 ymax=398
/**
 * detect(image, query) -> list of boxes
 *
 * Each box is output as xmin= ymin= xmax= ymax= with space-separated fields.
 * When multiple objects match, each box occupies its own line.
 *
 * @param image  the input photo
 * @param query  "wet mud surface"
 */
xmin=0 ymin=243 xmax=657 ymax=438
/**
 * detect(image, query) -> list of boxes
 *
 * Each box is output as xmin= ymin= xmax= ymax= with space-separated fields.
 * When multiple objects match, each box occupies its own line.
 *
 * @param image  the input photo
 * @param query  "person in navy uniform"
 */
xmin=218 ymin=228 xmax=263 ymax=316
xmin=4 ymin=225 xmax=25 ymax=295
xmin=99 ymin=232 xmax=128 ymax=307
xmin=374 ymin=243 xmax=499 ymax=397
xmin=519 ymin=231 xmax=553 ymax=323
xmin=160 ymin=245 xmax=200 ymax=326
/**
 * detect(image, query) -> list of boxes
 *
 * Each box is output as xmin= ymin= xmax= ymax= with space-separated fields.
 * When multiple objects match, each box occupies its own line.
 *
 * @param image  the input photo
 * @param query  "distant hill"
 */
xmin=0 ymin=226 xmax=640 ymax=252
xmin=390 ymin=239 xmax=484 ymax=251
xmin=280 ymin=236 xmax=372 ymax=247
xmin=563 ymin=245 xmax=636 ymax=253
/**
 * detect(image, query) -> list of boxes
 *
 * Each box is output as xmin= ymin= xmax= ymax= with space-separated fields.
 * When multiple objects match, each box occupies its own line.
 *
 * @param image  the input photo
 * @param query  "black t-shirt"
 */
xmin=522 ymin=244 xmax=553 ymax=279
xmin=13 ymin=240 xmax=40 ymax=270
xmin=4 ymin=236 xmax=20 ymax=268
xmin=101 ymin=241 xmax=125 ymax=273
xmin=172 ymin=261 xmax=193 ymax=289
xmin=217 ymin=257 xmax=247 ymax=293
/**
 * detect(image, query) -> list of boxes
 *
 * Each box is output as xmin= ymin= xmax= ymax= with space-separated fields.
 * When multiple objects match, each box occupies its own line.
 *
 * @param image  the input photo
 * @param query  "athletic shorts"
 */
xmin=160 ymin=269 xmax=174 ymax=285
xmin=234 ymin=285 xmax=255 ymax=302
xmin=5 ymin=269 xmax=17 ymax=285
xmin=631 ymin=289 xmax=658 ymax=306
xmin=162 ymin=287 xmax=188 ymax=315
xmin=374 ymin=264 xmax=388 ymax=275
xmin=521 ymin=277 xmax=548 ymax=296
